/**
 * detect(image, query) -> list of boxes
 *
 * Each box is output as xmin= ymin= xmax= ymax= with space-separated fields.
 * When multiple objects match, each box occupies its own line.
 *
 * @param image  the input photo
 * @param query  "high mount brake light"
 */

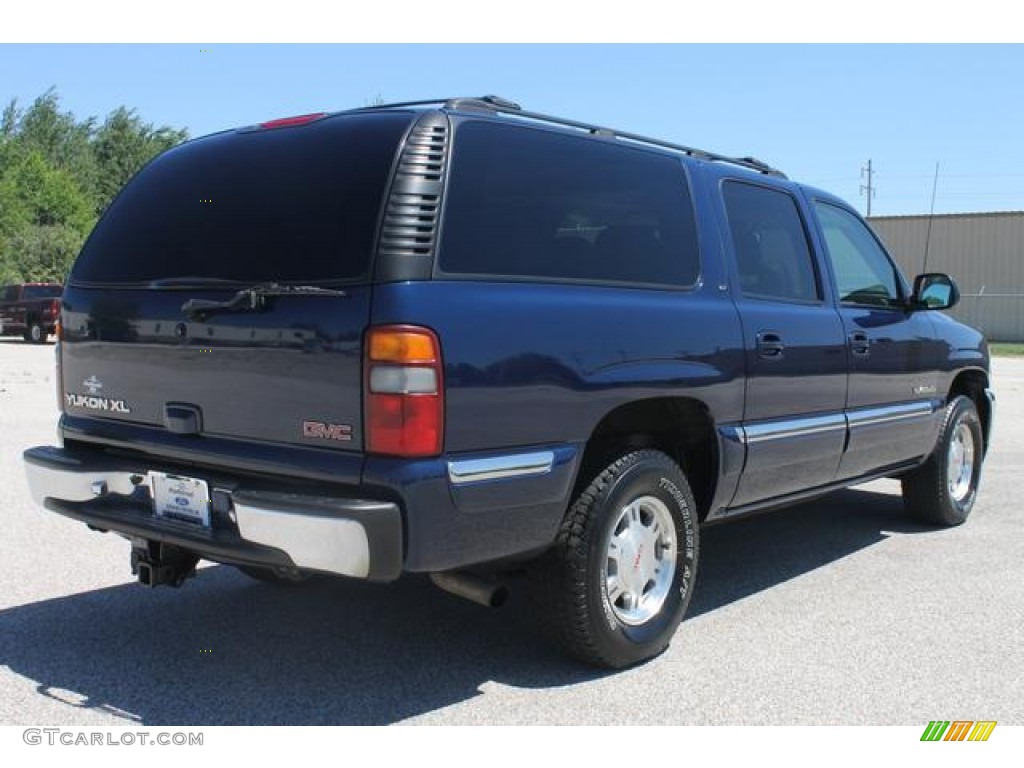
xmin=365 ymin=326 xmax=444 ymax=457
xmin=258 ymin=112 xmax=328 ymax=130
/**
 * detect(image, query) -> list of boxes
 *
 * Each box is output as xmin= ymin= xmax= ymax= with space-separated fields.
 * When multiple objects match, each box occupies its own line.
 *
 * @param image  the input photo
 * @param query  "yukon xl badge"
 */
xmin=65 ymin=393 xmax=133 ymax=413
xmin=66 ymin=376 xmax=132 ymax=413
xmin=65 ymin=375 xmax=131 ymax=413
xmin=302 ymin=421 xmax=352 ymax=441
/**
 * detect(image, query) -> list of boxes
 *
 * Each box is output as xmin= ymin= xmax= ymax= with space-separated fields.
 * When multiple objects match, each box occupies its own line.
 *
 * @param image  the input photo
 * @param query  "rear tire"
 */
xmin=530 ymin=449 xmax=699 ymax=668
xmin=25 ymin=322 xmax=45 ymax=344
xmin=902 ymin=395 xmax=984 ymax=527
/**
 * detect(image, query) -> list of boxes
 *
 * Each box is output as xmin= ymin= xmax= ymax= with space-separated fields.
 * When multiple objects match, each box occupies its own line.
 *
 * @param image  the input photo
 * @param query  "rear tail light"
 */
xmin=365 ymin=325 xmax=443 ymax=457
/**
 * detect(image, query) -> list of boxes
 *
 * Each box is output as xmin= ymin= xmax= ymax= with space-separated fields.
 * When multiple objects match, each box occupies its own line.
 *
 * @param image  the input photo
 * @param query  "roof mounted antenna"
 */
xmin=922 ymin=162 xmax=940 ymax=273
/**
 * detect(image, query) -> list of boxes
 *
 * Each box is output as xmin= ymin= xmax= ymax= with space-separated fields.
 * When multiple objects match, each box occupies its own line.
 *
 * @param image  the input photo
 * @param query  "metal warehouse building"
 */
xmin=868 ymin=211 xmax=1024 ymax=342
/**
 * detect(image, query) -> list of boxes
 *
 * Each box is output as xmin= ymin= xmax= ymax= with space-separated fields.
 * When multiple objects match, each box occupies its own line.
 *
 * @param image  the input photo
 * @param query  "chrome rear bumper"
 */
xmin=23 ymin=445 xmax=403 ymax=581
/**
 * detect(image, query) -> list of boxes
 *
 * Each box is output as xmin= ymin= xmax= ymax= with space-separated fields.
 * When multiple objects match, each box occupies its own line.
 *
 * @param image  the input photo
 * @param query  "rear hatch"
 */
xmin=60 ymin=110 xmax=414 ymax=452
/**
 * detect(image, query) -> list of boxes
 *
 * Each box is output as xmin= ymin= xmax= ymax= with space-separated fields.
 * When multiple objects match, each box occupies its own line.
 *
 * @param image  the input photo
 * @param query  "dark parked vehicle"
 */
xmin=24 ymin=97 xmax=994 ymax=668
xmin=1 ymin=282 xmax=62 ymax=343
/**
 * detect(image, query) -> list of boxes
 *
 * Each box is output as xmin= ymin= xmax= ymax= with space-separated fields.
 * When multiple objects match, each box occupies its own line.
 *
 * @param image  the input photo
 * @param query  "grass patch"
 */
xmin=990 ymin=343 xmax=1024 ymax=357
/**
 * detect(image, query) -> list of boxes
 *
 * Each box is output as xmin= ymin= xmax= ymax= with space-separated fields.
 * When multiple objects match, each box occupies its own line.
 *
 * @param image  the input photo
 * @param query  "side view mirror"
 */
xmin=912 ymin=273 xmax=959 ymax=311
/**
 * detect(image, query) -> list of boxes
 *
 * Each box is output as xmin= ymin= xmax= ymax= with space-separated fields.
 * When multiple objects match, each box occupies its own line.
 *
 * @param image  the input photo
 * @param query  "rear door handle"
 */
xmin=756 ymin=331 xmax=785 ymax=359
xmin=849 ymin=332 xmax=871 ymax=356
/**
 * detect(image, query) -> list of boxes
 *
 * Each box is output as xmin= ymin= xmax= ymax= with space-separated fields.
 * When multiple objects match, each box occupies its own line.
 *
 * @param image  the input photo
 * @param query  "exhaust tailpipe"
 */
xmin=430 ymin=571 xmax=508 ymax=608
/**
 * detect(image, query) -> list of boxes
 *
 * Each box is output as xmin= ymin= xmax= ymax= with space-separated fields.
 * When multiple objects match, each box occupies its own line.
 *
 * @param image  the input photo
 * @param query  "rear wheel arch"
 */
xmin=573 ymin=397 xmax=718 ymax=522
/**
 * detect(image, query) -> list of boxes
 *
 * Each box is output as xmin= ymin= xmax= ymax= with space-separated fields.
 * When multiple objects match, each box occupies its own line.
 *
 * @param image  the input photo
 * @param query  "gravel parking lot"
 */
xmin=1 ymin=337 xmax=1021 ymax=726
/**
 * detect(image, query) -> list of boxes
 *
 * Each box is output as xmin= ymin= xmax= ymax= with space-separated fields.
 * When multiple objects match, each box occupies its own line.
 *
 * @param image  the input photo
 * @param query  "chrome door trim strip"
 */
xmin=743 ymin=413 xmax=847 ymax=444
xmin=733 ymin=400 xmax=939 ymax=445
xmin=847 ymin=400 xmax=937 ymax=429
xmin=448 ymin=451 xmax=555 ymax=486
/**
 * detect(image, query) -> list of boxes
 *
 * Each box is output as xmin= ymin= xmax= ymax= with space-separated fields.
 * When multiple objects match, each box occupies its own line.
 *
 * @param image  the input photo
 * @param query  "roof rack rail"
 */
xmin=350 ymin=96 xmax=786 ymax=178
xmin=349 ymin=95 xmax=521 ymax=112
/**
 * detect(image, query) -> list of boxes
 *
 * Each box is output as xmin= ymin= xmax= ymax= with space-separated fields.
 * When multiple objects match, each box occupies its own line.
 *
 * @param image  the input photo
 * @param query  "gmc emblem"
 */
xmin=302 ymin=421 xmax=353 ymax=441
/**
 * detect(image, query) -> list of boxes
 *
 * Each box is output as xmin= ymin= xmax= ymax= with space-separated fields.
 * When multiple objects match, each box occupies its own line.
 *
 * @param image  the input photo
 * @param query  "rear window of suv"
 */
xmin=22 ymin=285 xmax=62 ymax=299
xmin=71 ymin=111 xmax=413 ymax=286
xmin=439 ymin=121 xmax=700 ymax=288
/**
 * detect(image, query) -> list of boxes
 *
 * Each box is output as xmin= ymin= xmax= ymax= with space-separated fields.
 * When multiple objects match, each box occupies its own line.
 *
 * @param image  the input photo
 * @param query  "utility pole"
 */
xmin=860 ymin=159 xmax=875 ymax=216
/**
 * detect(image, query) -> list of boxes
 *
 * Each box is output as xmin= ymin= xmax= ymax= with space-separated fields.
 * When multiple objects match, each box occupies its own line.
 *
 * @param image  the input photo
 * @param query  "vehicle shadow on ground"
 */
xmin=0 ymin=485 xmax=931 ymax=725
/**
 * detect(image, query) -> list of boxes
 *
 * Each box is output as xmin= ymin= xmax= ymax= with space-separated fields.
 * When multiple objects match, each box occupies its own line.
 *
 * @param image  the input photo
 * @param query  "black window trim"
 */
xmin=432 ymin=118 xmax=705 ymax=293
xmin=720 ymin=177 xmax=826 ymax=307
xmin=811 ymin=197 xmax=911 ymax=311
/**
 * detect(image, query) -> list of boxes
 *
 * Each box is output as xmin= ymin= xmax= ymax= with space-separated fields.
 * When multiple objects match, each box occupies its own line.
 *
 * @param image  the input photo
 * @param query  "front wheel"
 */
xmin=530 ymin=449 xmax=699 ymax=668
xmin=902 ymin=395 xmax=984 ymax=527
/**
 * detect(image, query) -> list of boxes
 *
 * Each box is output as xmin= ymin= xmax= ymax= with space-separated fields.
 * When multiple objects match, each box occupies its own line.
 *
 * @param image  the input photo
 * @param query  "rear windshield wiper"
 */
xmin=181 ymin=283 xmax=348 ymax=319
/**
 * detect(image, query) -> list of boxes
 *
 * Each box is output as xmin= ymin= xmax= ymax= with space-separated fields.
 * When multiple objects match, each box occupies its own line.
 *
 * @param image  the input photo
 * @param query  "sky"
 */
xmin=1 ymin=43 xmax=1022 ymax=217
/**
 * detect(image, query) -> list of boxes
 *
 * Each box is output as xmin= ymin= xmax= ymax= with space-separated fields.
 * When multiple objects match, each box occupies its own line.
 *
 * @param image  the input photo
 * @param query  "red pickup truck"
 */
xmin=0 ymin=283 xmax=63 ymax=343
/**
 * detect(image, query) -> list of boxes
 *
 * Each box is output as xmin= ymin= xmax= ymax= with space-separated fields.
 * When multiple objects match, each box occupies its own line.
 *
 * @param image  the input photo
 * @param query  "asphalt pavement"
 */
xmin=1 ymin=337 xmax=1021 ymax=725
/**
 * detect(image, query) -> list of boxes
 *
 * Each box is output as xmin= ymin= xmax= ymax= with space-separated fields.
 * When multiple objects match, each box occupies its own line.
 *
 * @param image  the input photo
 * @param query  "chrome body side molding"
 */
xmin=726 ymin=400 xmax=941 ymax=446
xmin=846 ymin=400 xmax=938 ymax=429
xmin=447 ymin=450 xmax=555 ymax=486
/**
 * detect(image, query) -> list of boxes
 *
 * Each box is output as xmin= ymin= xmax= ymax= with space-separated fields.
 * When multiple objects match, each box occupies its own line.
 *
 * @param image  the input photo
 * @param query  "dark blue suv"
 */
xmin=24 ymin=96 xmax=994 ymax=668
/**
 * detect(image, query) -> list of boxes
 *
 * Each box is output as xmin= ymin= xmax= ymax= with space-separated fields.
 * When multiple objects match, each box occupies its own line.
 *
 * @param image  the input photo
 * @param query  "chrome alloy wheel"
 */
xmin=603 ymin=495 xmax=676 ymax=626
xmin=947 ymin=418 xmax=976 ymax=503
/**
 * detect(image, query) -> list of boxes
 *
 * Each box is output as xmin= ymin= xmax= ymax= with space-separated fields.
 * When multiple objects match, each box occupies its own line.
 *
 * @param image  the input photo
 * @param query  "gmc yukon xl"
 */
xmin=23 ymin=96 xmax=994 ymax=668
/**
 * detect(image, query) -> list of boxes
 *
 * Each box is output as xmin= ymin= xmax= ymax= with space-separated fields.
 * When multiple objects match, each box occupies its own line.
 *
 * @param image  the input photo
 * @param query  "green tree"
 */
xmin=10 ymin=88 xmax=97 ymax=198
xmin=93 ymin=106 xmax=187 ymax=213
xmin=0 ymin=88 xmax=187 ymax=282
xmin=0 ymin=150 xmax=92 ymax=280
xmin=7 ymin=225 xmax=83 ymax=283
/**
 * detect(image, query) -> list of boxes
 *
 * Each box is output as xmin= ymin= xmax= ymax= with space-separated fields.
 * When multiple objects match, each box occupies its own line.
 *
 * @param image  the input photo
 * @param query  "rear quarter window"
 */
xmin=71 ymin=111 xmax=413 ymax=286
xmin=438 ymin=121 xmax=700 ymax=288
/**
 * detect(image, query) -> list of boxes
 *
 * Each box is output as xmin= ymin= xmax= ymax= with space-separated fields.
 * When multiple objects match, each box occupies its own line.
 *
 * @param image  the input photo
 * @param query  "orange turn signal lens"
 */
xmin=368 ymin=328 xmax=438 ymax=363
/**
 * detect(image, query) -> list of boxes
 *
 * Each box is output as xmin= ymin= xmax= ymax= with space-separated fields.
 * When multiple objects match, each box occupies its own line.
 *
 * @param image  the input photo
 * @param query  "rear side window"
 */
xmin=723 ymin=181 xmax=820 ymax=303
xmin=439 ymin=121 xmax=700 ymax=287
xmin=71 ymin=111 xmax=413 ymax=285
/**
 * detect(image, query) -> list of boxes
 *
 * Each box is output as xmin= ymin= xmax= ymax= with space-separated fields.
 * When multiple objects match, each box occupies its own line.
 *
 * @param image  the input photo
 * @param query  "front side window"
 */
xmin=814 ymin=202 xmax=903 ymax=308
xmin=439 ymin=121 xmax=700 ymax=288
xmin=722 ymin=181 xmax=820 ymax=303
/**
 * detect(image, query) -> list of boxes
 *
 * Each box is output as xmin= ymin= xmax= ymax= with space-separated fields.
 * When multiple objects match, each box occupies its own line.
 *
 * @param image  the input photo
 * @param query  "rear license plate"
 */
xmin=149 ymin=471 xmax=211 ymax=528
